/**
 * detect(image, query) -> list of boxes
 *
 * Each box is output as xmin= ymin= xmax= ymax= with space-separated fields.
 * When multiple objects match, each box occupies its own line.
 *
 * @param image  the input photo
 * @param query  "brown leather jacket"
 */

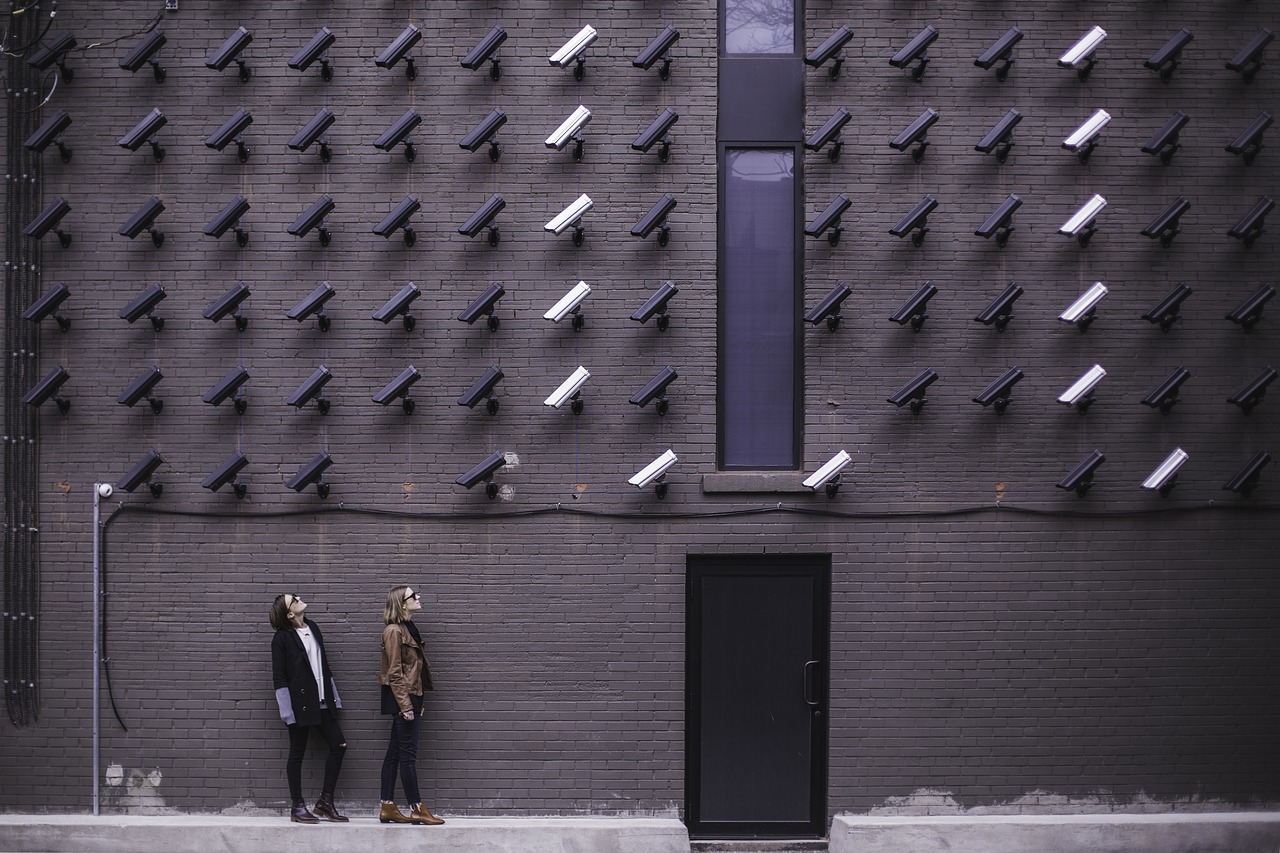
xmin=379 ymin=622 xmax=433 ymax=715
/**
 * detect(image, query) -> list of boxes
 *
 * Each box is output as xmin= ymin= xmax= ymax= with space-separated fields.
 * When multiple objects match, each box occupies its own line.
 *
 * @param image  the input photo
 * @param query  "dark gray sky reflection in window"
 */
xmin=725 ymin=0 xmax=795 ymax=54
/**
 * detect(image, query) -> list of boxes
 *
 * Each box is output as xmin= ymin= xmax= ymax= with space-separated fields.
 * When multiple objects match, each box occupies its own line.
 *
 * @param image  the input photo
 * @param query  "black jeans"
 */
xmin=379 ymin=706 xmax=422 ymax=804
xmin=286 ymin=706 xmax=346 ymax=804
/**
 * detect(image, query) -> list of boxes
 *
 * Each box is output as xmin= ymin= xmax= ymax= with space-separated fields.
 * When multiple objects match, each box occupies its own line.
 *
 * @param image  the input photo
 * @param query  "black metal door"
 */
xmin=687 ymin=555 xmax=829 ymax=838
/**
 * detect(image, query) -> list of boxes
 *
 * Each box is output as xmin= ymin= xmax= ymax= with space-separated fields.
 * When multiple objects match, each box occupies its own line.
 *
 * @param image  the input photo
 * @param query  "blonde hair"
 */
xmin=384 ymin=585 xmax=413 ymax=625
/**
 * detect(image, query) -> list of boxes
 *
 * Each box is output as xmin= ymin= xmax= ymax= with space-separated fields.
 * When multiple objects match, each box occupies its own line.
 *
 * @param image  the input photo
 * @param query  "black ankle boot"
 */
xmin=291 ymin=800 xmax=320 ymax=823
xmin=314 ymin=792 xmax=349 ymax=822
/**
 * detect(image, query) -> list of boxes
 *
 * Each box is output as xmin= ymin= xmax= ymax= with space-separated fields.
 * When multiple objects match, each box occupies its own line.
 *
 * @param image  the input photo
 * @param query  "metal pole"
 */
xmin=92 ymin=484 xmax=102 ymax=816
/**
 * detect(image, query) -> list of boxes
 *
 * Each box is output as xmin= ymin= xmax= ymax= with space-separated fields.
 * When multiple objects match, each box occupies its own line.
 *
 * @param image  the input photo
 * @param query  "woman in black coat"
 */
xmin=269 ymin=593 xmax=348 ymax=823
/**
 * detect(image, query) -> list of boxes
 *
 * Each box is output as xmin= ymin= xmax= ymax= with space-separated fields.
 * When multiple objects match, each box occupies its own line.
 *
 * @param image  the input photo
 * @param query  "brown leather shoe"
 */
xmin=378 ymin=801 xmax=412 ymax=824
xmin=313 ymin=792 xmax=349 ymax=822
xmin=290 ymin=801 xmax=320 ymax=823
xmin=408 ymin=803 xmax=445 ymax=825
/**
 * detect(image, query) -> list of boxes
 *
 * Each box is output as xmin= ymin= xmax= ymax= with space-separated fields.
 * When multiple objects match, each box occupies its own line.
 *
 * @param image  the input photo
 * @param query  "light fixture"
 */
xmin=890 ymin=108 xmax=939 ymax=161
xmin=286 ymin=366 xmax=332 ymax=414
xmin=117 ymin=366 xmax=164 ymax=414
xmin=805 ymin=282 xmax=853 ymax=331
xmin=289 ymin=27 xmax=335 ymax=81
xmin=120 ymin=29 xmax=167 ymax=83
xmin=634 ymin=25 xmax=680 ymax=79
xmin=1057 ymin=450 xmax=1105 ymax=496
xmin=632 ymin=281 xmax=678 ymax=330
xmin=1228 ymin=196 xmax=1274 ymax=247
xmin=972 ymin=367 xmax=1024 ymax=414
xmin=455 ymin=451 xmax=506 ymax=498
xmin=546 ymin=105 xmax=592 ymax=161
xmin=27 ymin=31 xmax=77 ymax=81
xmin=976 ymin=108 xmax=1022 ymax=161
xmin=974 ymin=283 xmax=1023 ymax=331
xmin=203 ymin=366 xmax=250 ymax=414
xmin=544 ymin=366 xmax=591 ymax=414
xmin=459 ymin=283 xmax=505 ymax=330
xmin=549 ymin=25 xmax=597 ymax=80
xmin=1145 ymin=28 xmax=1193 ymax=81
xmin=1141 ymin=197 xmax=1190 ymax=247
xmin=545 ymin=281 xmax=591 ymax=330
xmin=119 ymin=283 xmax=166 ymax=331
xmin=204 ymin=282 xmax=251 ymax=331
xmin=1141 ymin=448 xmax=1188 ymax=496
xmin=374 ymin=109 xmax=422 ymax=161
xmin=545 ymin=194 xmax=593 ymax=245
xmin=805 ymin=109 xmax=852 ymax=161
xmin=630 ymin=367 xmax=678 ymax=415
xmin=975 ymin=194 xmax=1022 ymax=246
xmin=1059 ymin=282 xmax=1108 ymax=332
xmin=889 ymin=282 xmax=938 ymax=332
xmin=373 ymin=282 xmax=421 ymax=331
xmin=118 ymin=108 xmax=167 ymax=161
xmin=204 ymin=195 xmax=250 ymax=246
xmin=374 ymin=196 xmax=420 ymax=245
xmin=459 ymin=195 xmax=506 ymax=246
xmin=372 ymin=366 xmax=421 ymax=414
xmin=287 ymin=282 xmax=335 ymax=331
xmin=1142 ymin=112 xmax=1190 ymax=164
xmin=286 ymin=452 xmax=333 ymax=498
xmin=805 ymin=194 xmax=851 ymax=245
xmin=117 ymin=450 xmax=164 ymax=498
xmin=460 ymin=108 xmax=507 ymax=161
xmin=289 ymin=107 xmax=336 ymax=162
xmin=22 ymin=365 xmax=71 ymax=415
xmin=632 ymin=194 xmax=677 ymax=245
xmin=805 ymin=25 xmax=854 ymax=79
xmin=1223 ymin=451 xmax=1271 ymax=496
xmin=458 ymin=366 xmax=504 ymax=415
xmin=1228 ymin=366 xmax=1277 ymax=414
xmin=890 ymin=25 xmax=939 ymax=82
xmin=24 ymin=109 xmax=73 ymax=162
xmin=1226 ymin=28 xmax=1274 ymax=82
xmin=629 ymin=449 xmax=677 ymax=499
xmin=1058 ymin=365 xmax=1106 ymax=413
xmin=288 ymin=195 xmax=335 ymax=245
xmin=1226 ymin=112 xmax=1273 ymax=164
xmin=1226 ymin=284 xmax=1275 ymax=332
xmin=1062 ymin=109 xmax=1111 ymax=162
xmin=1059 ymin=25 xmax=1107 ymax=80
xmin=23 ymin=282 xmax=72 ymax=331
xmin=119 ymin=196 xmax=166 ymax=247
xmin=802 ymin=450 xmax=852 ymax=498
xmin=207 ymin=26 xmax=252 ymax=82
xmin=1141 ymin=367 xmax=1191 ymax=414
xmin=1059 ymin=194 xmax=1106 ymax=246
xmin=23 ymin=197 xmax=72 ymax=247
xmin=202 ymin=451 xmax=249 ymax=499
xmin=633 ymin=108 xmax=679 ymax=162
xmin=375 ymin=24 xmax=421 ymax=79
xmin=889 ymin=195 xmax=937 ymax=245
xmin=205 ymin=108 xmax=253 ymax=162
xmin=1142 ymin=284 xmax=1193 ymax=332
xmin=888 ymin=369 xmax=939 ymax=414
xmin=975 ymin=26 xmax=1023 ymax=80
xmin=461 ymin=26 xmax=507 ymax=80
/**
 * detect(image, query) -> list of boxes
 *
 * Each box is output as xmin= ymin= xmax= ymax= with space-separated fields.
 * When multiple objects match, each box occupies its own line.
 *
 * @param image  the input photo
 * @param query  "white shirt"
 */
xmin=294 ymin=625 xmax=326 ymax=705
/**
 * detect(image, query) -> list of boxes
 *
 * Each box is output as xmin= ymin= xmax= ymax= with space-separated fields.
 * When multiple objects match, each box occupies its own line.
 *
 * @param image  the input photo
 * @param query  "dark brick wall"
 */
xmin=1 ymin=0 xmax=1277 ymax=824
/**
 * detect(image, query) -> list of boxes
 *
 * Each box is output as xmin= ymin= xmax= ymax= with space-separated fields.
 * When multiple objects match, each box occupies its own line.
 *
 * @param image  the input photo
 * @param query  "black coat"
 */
xmin=271 ymin=618 xmax=342 ymax=727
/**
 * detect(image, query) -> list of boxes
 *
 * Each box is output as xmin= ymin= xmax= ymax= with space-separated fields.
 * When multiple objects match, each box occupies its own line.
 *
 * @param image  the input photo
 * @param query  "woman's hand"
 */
xmin=402 ymin=709 xmax=414 ymax=721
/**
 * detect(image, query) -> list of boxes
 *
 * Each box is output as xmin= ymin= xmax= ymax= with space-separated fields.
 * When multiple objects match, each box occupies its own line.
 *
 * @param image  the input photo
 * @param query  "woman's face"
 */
xmin=285 ymin=594 xmax=307 ymax=623
xmin=402 ymin=588 xmax=422 ymax=615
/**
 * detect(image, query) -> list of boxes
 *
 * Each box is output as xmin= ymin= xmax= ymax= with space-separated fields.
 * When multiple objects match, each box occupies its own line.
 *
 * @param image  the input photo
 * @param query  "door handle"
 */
xmin=802 ymin=660 xmax=819 ymax=706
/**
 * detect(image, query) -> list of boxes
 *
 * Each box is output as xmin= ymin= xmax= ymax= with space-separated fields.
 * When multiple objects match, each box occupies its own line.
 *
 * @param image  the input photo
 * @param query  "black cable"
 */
xmin=97 ymin=523 xmax=127 ymax=732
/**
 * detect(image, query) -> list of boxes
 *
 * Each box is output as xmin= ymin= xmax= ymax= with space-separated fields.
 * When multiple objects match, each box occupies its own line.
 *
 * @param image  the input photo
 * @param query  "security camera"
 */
xmin=459 ymin=194 xmax=506 ymax=245
xmin=629 ymin=366 xmax=678 ymax=415
xmin=120 ymin=29 xmax=167 ymax=82
xmin=286 ymin=366 xmax=333 ymax=414
xmin=23 ymin=282 xmax=72 ymax=331
xmin=632 ymin=108 xmax=679 ymax=162
xmin=889 ymin=282 xmax=938 ymax=332
xmin=975 ymin=194 xmax=1022 ymax=246
xmin=629 ymin=449 xmax=678 ymax=498
xmin=1141 ymin=367 xmax=1191 ymax=414
xmin=975 ymin=26 xmax=1023 ymax=80
xmin=544 ymin=366 xmax=591 ymax=413
xmin=632 ymin=281 xmax=679 ymax=330
xmin=118 ymin=108 xmax=168 ymax=161
xmin=203 ymin=366 xmax=250 ymax=413
xmin=459 ymin=283 xmax=505 ymax=330
xmin=286 ymin=452 xmax=333 ymax=498
xmin=204 ymin=282 xmax=251 ymax=330
xmin=374 ymin=109 xmax=422 ymax=161
xmin=374 ymin=196 xmax=421 ymax=245
xmin=1141 ymin=197 xmax=1190 ymax=247
xmin=802 ymin=449 xmax=852 ymax=497
xmin=120 ymin=282 xmax=167 ymax=330
xmin=1059 ymin=194 xmax=1106 ymax=246
xmin=973 ymin=367 xmax=1024 ymax=414
xmin=24 ymin=109 xmax=73 ymax=162
xmin=1226 ymin=112 xmax=1273 ymax=164
xmin=805 ymin=282 xmax=852 ymax=331
xmin=289 ymin=27 xmax=336 ymax=80
xmin=1058 ymin=364 xmax=1107 ymax=412
xmin=1059 ymin=282 xmax=1108 ymax=331
xmin=455 ymin=450 xmax=506 ymax=497
xmin=97 ymin=483 xmax=115 ymax=499
xmin=1224 ymin=450 xmax=1271 ymax=496
xmin=459 ymin=108 xmax=507 ymax=161
xmin=201 ymin=451 xmax=249 ymax=498
xmin=805 ymin=25 xmax=854 ymax=79
xmin=22 ymin=365 xmax=71 ymax=414
xmin=634 ymin=25 xmax=680 ymax=79
xmin=289 ymin=108 xmax=336 ymax=161
xmin=632 ymin=194 xmax=677 ymax=245
xmin=204 ymin=195 xmax=251 ymax=246
xmin=205 ymin=108 xmax=253 ymax=162
xmin=1142 ymin=112 xmax=1190 ymax=164
xmin=1141 ymin=448 xmax=1188 ymax=496
xmin=288 ymin=195 xmax=335 ymax=245
xmin=1145 ymin=28 xmax=1193 ymax=80
xmin=117 ymin=366 xmax=164 ymax=413
xmin=23 ymin=197 xmax=72 ymax=247
xmin=375 ymin=24 xmax=422 ymax=79
xmin=117 ymin=450 xmax=165 ymax=498
xmin=1142 ymin=283 xmax=1193 ymax=332
xmin=889 ymin=25 xmax=939 ymax=82
xmin=890 ymin=108 xmax=939 ymax=161
xmin=1226 ymin=28 xmax=1274 ymax=81
xmin=1059 ymin=25 xmax=1107 ymax=79
xmin=545 ymin=281 xmax=591 ymax=327
xmin=975 ymin=108 xmax=1022 ymax=161
xmin=287 ymin=282 xmax=336 ymax=330
xmin=207 ymin=26 xmax=252 ymax=82
xmin=889 ymin=195 xmax=938 ymax=245
xmin=805 ymin=108 xmax=852 ymax=161
xmin=1228 ymin=366 xmax=1278 ymax=414
xmin=546 ymin=105 xmax=592 ymax=160
xmin=372 ymin=365 xmax=421 ymax=414
xmin=1057 ymin=450 xmax=1105 ymax=496
xmin=545 ymin=194 xmax=593 ymax=245
xmin=550 ymin=24 xmax=597 ymax=79
xmin=373 ymin=282 xmax=421 ymax=331
xmin=461 ymin=26 xmax=507 ymax=80
xmin=458 ymin=365 xmax=504 ymax=415
xmin=27 ymin=32 xmax=77 ymax=80
xmin=805 ymin=194 xmax=852 ymax=245
xmin=1063 ymin=109 xmax=1111 ymax=161
xmin=1227 ymin=196 xmax=1274 ymax=247
xmin=119 ymin=196 xmax=166 ymax=247
xmin=1225 ymin=284 xmax=1275 ymax=331
xmin=887 ymin=368 xmax=939 ymax=413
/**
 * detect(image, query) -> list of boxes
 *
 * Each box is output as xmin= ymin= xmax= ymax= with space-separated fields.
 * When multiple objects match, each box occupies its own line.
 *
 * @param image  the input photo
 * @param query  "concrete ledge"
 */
xmin=0 ymin=815 xmax=691 ymax=853
xmin=831 ymin=812 xmax=1280 ymax=853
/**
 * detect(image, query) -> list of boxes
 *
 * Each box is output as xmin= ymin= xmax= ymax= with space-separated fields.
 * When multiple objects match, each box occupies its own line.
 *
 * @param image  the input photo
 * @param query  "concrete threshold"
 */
xmin=831 ymin=812 xmax=1280 ymax=853
xmin=0 ymin=815 xmax=692 ymax=853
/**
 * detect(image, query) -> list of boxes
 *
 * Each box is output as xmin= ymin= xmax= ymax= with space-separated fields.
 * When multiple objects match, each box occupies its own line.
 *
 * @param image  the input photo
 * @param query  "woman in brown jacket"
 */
xmin=377 ymin=585 xmax=444 ymax=826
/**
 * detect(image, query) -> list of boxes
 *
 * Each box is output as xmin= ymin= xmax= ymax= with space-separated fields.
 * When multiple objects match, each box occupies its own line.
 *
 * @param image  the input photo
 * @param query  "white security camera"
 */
xmin=544 ymin=366 xmax=591 ymax=412
xmin=546 ymin=105 xmax=593 ymax=152
xmin=1058 ymin=364 xmax=1106 ymax=409
xmin=545 ymin=281 xmax=591 ymax=324
xmin=1059 ymin=194 xmax=1107 ymax=245
xmin=1059 ymin=25 xmax=1107 ymax=70
xmin=803 ymin=450 xmax=852 ymax=496
xmin=550 ymin=25 xmax=598 ymax=70
xmin=545 ymin=194 xmax=594 ymax=237
xmin=629 ymin=449 xmax=677 ymax=497
xmin=97 ymin=483 xmax=114 ymax=498
xmin=1141 ymin=448 xmax=1188 ymax=495
xmin=1059 ymin=282 xmax=1109 ymax=327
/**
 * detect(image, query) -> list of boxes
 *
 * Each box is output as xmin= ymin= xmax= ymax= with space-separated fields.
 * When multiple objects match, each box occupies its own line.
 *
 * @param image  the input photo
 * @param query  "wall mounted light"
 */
xmin=1058 ymin=365 xmax=1106 ymax=414
xmin=1143 ymin=283 xmax=1193 ymax=332
xmin=459 ymin=195 xmax=506 ymax=246
xmin=630 ymin=449 xmax=677 ymax=499
xmin=374 ymin=109 xmax=422 ymax=161
xmin=375 ymin=24 xmax=421 ymax=79
xmin=120 ymin=283 xmax=166 ymax=331
xmin=1141 ymin=197 xmax=1191 ymax=247
xmin=890 ymin=25 xmax=939 ymax=82
xmin=1145 ymin=28 xmax=1193 ymax=81
xmin=204 ymin=195 xmax=250 ymax=246
xmin=1226 ymin=112 xmax=1273 ymax=164
xmin=805 ymin=282 xmax=852 ymax=331
xmin=975 ymin=26 xmax=1023 ymax=80
xmin=1224 ymin=451 xmax=1270 ymax=496
xmin=1063 ymin=109 xmax=1111 ymax=162
xmin=1059 ymin=194 xmax=1106 ymax=246
xmin=24 ymin=109 xmax=73 ymax=162
xmin=207 ymin=26 xmax=252 ymax=82
xmin=632 ymin=194 xmax=677 ymax=245
xmin=1057 ymin=450 xmax=1105 ymax=496
xmin=889 ymin=195 xmax=937 ymax=245
xmin=1059 ymin=25 xmax=1107 ymax=80
xmin=117 ymin=366 xmax=164 ymax=414
xmin=1141 ymin=367 xmax=1191 ymax=414
xmin=634 ymin=25 xmax=680 ymax=79
xmin=975 ymin=194 xmax=1022 ymax=246
xmin=459 ymin=283 xmax=505 ymax=330
xmin=204 ymin=282 xmax=251 ymax=331
xmin=632 ymin=281 xmax=678 ymax=330
xmin=461 ymin=26 xmax=507 ymax=80
xmin=288 ymin=195 xmax=335 ymax=245
xmin=1228 ymin=366 xmax=1277 ymax=414
xmin=888 ymin=369 xmax=939 ymax=414
xmin=460 ymin=108 xmax=507 ymax=161
xmin=974 ymin=282 xmax=1023 ymax=331
xmin=889 ymin=282 xmax=938 ymax=332
xmin=286 ymin=452 xmax=333 ymax=498
xmin=976 ymin=108 xmax=1022 ymax=161
xmin=374 ymin=196 xmax=421 ymax=245
xmin=545 ymin=194 xmax=593 ymax=245
xmin=973 ymin=367 xmax=1024 ymax=415
xmin=289 ymin=107 xmax=336 ymax=162
xmin=1141 ymin=448 xmax=1187 ymax=496
xmin=27 ymin=31 xmax=77 ymax=82
xmin=117 ymin=450 xmax=164 ymax=498
xmin=456 ymin=451 xmax=506 ymax=497
xmin=286 ymin=366 xmax=332 ymax=414
xmin=119 ymin=197 xmax=166 ymax=247
xmin=805 ymin=194 xmax=851 ymax=245
xmin=802 ymin=449 xmax=851 ymax=498
xmin=373 ymin=282 xmax=421 ymax=331
xmin=1059 ymin=282 xmax=1108 ymax=332
xmin=1227 ymin=28 xmax=1274 ymax=82
xmin=23 ymin=282 xmax=72 ymax=331
xmin=1228 ymin=196 xmax=1274 ymax=247
xmin=1226 ymin=284 xmax=1275 ymax=331
xmin=120 ymin=29 xmax=166 ymax=83
xmin=805 ymin=108 xmax=852 ymax=161
xmin=203 ymin=366 xmax=250 ymax=414
xmin=22 ymin=365 xmax=71 ymax=415
xmin=372 ymin=366 xmax=421 ymax=414
xmin=205 ymin=108 xmax=253 ymax=162
xmin=545 ymin=281 xmax=591 ymax=330
xmin=630 ymin=367 xmax=678 ymax=415
xmin=23 ymin=197 xmax=72 ymax=247
xmin=890 ymin=108 xmax=939 ymax=161
xmin=458 ymin=366 xmax=504 ymax=415
xmin=118 ymin=108 xmax=167 ymax=161
xmin=202 ymin=451 xmax=248 ymax=499
xmin=550 ymin=25 xmax=597 ymax=80
xmin=546 ymin=105 xmax=592 ymax=161
xmin=545 ymin=366 xmax=591 ymax=413
xmin=1142 ymin=112 xmax=1190 ymax=164
xmin=805 ymin=25 xmax=854 ymax=79
xmin=289 ymin=27 xmax=335 ymax=81
xmin=287 ymin=282 xmax=335 ymax=331
xmin=633 ymin=108 xmax=679 ymax=162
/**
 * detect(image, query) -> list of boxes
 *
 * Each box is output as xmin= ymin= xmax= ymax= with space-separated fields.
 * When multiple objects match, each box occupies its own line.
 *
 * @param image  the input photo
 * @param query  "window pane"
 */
xmin=721 ymin=149 xmax=796 ymax=469
xmin=725 ymin=0 xmax=795 ymax=54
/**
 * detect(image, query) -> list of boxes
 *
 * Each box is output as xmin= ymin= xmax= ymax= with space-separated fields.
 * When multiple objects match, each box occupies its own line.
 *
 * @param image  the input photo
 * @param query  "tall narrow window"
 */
xmin=725 ymin=0 xmax=795 ymax=54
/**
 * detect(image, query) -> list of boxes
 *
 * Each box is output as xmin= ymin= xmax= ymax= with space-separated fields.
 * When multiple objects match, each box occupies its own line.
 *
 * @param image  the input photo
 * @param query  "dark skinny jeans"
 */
xmin=286 ymin=706 xmax=346 ymax=804
xmin=379 ymin=708 xmax=422 ymax=805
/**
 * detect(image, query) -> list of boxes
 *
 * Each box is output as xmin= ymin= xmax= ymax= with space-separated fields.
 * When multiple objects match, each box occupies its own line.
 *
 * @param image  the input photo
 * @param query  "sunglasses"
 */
xmin=403 ymin=591 xmax=420 ymax=603
xmin=285 ymin=594 xmax=303 ymax=608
